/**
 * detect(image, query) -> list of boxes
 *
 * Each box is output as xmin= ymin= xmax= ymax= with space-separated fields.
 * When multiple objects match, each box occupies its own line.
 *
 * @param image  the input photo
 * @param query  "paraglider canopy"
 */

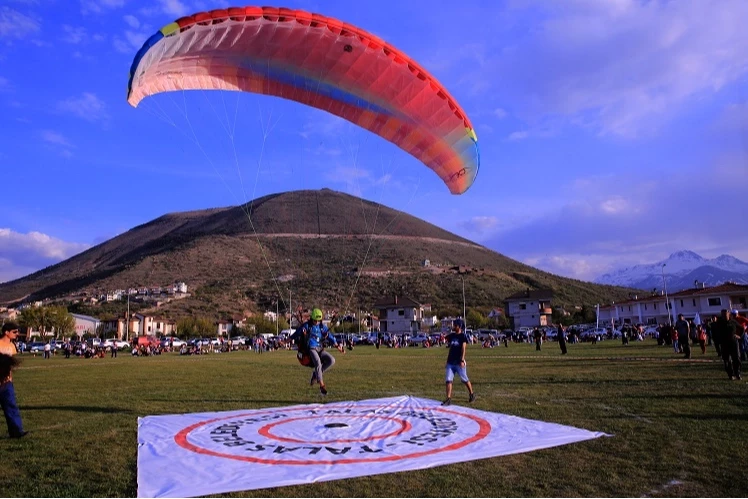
xmin=127 ymin=6 xmax=479 ymax=194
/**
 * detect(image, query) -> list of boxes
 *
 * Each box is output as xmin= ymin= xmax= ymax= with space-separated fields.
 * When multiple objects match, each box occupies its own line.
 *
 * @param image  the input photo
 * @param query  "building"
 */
xmin=71 ymin=313 xmax=101 ymax=338
xmin=504 ymin=289 xmax=554 ymax=329
xmin=133 ymin=313 xmax=176 ymax=336
xmin=101 ymin=315 xmax=141 ymax=340
xmin=373 ymin=295 xmax=423 ymax=336
xmin=598 ymin=283 xmax=748 ymax=326
xmin=216 ymin=320 xmax=232 ymax=337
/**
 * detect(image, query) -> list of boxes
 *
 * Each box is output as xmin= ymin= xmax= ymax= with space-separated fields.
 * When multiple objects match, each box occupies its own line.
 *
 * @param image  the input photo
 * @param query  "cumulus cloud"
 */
xmin=714 ymin=100 xmax=748 ymax=133
xmin=0 ymin=7 xmax=40 ymax=39
xmin=60 ymin=25 xmax=89 ymax=44
xmin=459 ymin=216 xmax=499 ymax=234
xmin=507 ymin=131 xmax=528 ymax=141
xmin=509 ymin=0 xmax=748 ymax=137
xmin=80 ymin=0 xmax=126 ymax=15
xmin=40 ymin=130 xmax=75 ymax=157
xmin=41 ymin=130 xmax=74 ymax=148
xmin=0 ymin=228 xmax=90 ymax=283
xmin=482 ymin=155 xmax=748 ymax=280
xmin=123 ymin=14 xmax=140 ymax=29
xmin=57 ymin=92 xmax=108 ymax=123
xmin=523 ymin=254 xmax=612 ymax=283
xmin=428 ymin=0 xmax=748 ymax=139
xmin=159 ymin=0 xmax=191 ymax=17
xmin=113 ymin=14 xmax=154 ymax=54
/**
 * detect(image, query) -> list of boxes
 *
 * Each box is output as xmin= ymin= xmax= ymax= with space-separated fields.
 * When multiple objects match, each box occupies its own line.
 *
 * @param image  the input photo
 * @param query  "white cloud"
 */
xmin=459 ymin=216 xmax=499 ymax=234
xmin=57 ymin=92 xmax=108 ymax=123
xmin=159 ymin=0 xmax=190 ymax=17
xmin=483 ymin=154 xmax=748 ymax=281
xmin=61 ymin=25 xmax=87 ymax=44
xmin=113 ymin=14 xmax=153 ymax=54
xmin=427 ymin=0 xmax=748 ymax=139
xmin=523 ymin=254 xmax=612 ymax=282
xmin=0 ymin=228 xmax=90 ymax=284
xmin=40 ymin=130 xmax=75 ymax=157
xmin=80 ymin=0 xmax=126 ymax=15
xmin=507 ymin=131 xmax=528 ymax=141
xmin=0 ymin=76 xmax=9 ymax=91
xmin=0 ymin=7 xmax=40 ymax=39
xmin=715 ymin=100 xmax=748 ymax=132
xmin=493 ymin=108 xmax=508 ymax=119
xmin=123 ymin=14 xmax=140 ymax=29
xmin=40 ymin=130 xmax=74 ymax=148
xmin=599 ymin=196 xmax=632 ymax=215
xmin=504 ymin=0 xmax=748 ymax=138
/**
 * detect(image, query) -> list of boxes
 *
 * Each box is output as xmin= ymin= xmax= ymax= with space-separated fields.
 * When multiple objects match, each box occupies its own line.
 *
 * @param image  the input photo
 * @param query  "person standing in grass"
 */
xmin=557 ymin=323 xmax=567 ymax=355
xmin=442 ymin=319 xmax=475 ymax=406
xmin=675 ymin=314 xmax=691 ymax=359
xmin=0 ymin=322 xmax=27 ymax=438
xmin=714 ymin=310 xmax=743 ymax=380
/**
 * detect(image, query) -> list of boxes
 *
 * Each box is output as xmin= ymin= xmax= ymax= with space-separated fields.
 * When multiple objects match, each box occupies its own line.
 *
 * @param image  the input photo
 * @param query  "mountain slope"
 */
xmin=0 ymin=189 xmax=635 ymax=315
xmin=595 ymin=250 xmax=748 ymax=292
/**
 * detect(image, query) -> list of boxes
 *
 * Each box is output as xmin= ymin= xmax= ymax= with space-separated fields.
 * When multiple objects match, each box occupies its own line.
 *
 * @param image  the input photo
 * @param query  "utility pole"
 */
xmin=461 ymin=276 xmax=466 ymax=322
xmin=662 ymin=263 xmax=672 ymax=326
xmin=125 ymin=293 xmax=130 ymax=342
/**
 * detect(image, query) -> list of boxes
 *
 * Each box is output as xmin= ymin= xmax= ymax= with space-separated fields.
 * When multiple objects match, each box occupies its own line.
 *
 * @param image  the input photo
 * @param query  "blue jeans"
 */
xmin=0 ymin=382 xmax=24 ymax=437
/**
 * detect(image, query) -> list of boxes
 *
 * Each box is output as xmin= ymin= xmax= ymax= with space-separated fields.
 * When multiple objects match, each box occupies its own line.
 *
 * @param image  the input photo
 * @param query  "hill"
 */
xmin=0 ymin=189 xmax=635 ymax=317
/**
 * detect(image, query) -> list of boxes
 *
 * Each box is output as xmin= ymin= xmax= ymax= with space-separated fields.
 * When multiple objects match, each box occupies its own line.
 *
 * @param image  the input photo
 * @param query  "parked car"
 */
xmin=28 ymin=342 xmax=46 ymax=353
xmin=408 ymin=334 xmax=430 ymax=345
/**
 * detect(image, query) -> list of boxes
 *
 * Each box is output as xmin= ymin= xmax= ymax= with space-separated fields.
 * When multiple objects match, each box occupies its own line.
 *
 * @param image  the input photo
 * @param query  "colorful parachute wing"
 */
xmin=127 ymin=6 xmax=479 ymax=194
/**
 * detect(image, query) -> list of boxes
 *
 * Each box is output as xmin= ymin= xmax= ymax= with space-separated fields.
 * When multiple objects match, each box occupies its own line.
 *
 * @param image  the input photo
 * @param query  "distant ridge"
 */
xmin=595 ymin=250 xmax=748 ymax=292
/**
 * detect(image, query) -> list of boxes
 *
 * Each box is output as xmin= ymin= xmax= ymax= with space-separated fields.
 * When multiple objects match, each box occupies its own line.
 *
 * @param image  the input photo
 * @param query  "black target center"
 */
xmin=324 ymin=422 xmax=349 ymax=429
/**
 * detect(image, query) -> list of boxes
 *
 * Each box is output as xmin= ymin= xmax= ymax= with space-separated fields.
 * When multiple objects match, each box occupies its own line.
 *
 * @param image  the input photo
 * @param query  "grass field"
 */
xmin=1 ymin=339 xmax=747 ymax=497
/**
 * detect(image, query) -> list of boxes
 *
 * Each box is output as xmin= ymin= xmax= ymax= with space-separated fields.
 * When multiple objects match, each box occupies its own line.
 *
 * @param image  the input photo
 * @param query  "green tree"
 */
xmin=19 ymin=306 xmax=55 ymax=338
xmin=50 ymin=306 xmax=76 ymax=339
xmin=246 ymin=317 xmax=277 ymax=336
xmin=487 ymin=315 xmax=509 ymax=330
xmin=466 ymin=308 xmax=487 ymax=329
xmin=176 ymin=316 xmax=215 ymax=338
xmin=436 ymin=306 xmax=461 ymax=319
xmin=571 ymin=305 xmax=596 ymax=324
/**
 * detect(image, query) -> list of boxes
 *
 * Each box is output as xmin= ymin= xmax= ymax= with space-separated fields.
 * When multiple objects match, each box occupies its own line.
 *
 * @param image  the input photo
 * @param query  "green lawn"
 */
xmin=1 ymin=340 xmax=747 ymax=497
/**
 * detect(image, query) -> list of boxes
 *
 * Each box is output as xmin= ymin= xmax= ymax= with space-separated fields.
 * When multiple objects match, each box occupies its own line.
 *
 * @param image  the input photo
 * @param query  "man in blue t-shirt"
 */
xmin=290 ymin=308 xmax=343 ymax=395
xmin=442 ymin=319 xmax=475 ymax=406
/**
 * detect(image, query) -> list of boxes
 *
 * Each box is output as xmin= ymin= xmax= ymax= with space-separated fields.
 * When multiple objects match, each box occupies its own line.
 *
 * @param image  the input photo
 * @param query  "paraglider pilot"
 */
xmin=291 ymin=308 xmax=344 ymax=395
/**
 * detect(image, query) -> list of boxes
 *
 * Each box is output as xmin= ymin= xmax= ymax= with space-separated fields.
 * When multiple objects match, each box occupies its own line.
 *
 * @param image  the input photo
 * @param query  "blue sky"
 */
xmin=1 ymin=0 xmax=747 ymax=285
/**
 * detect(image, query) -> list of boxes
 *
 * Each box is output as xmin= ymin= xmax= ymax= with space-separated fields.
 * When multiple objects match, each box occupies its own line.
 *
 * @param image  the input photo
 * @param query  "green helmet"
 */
xmin=311 ymin=308 xmax=323 ymax=321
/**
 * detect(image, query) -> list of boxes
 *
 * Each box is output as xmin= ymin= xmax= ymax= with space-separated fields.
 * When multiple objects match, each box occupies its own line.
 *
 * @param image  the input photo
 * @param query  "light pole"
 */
xmin=461 ymin=276 xmax=466 ymax=322
xmin=661 ymin=263 xmax=672 ymax=326
xmin=125 ymin=294 xmax=130 ymax=342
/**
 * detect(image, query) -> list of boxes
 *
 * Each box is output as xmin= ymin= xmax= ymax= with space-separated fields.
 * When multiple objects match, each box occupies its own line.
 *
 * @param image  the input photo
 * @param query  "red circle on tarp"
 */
xmin=173 ymin=404 xmax=492 ymax=465
xmin=258 ymin=414 xmax=411 ymax=444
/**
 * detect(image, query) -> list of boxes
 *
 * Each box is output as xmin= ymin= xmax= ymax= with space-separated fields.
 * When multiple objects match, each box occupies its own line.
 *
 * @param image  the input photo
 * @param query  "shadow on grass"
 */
xmin=141 ymin=398 xmax=306 ymax=405
xmin=23 ymin=405 xmax=133 ymax=414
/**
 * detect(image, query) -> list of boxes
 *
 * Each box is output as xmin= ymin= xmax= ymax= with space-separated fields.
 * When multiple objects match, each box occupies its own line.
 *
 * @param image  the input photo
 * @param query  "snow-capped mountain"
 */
xmin=595 ymin=250 xmax=748 ymax=292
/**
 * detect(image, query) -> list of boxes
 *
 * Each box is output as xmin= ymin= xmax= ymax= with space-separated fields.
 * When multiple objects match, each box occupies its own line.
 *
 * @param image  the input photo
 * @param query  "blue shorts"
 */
xmin=445 ymin=363 xmax=469 ymax=383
